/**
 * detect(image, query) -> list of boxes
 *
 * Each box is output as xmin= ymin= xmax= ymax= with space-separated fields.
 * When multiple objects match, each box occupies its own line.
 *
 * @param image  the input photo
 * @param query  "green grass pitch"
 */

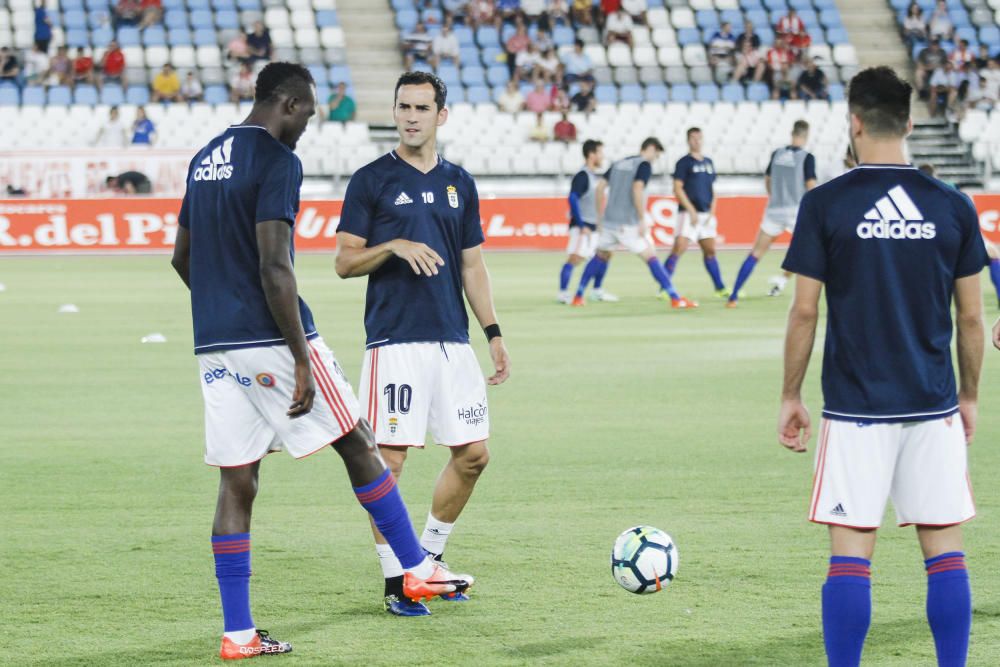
xmin=2 ymin=251 xmax=999 ymax=666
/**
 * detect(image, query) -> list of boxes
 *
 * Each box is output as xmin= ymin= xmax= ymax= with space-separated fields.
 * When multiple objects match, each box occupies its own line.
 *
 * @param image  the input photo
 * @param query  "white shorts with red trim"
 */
xmin=809 ymin=416 xmax=975 ymax=528
xmin=676 ymin=211 xmax=718 ymax=242
xmin=359 ymin=342 xmax=489 ymax=448
xmin=566 ymin=226 xmax=598 ymax=259
xmin=198 ymin=337 xmax=360 ymax=467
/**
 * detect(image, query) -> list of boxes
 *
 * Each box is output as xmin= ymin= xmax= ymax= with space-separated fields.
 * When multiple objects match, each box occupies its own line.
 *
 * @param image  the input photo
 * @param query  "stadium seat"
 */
xmin=75 ymin=85 xmax=99 ymax=105
xmin=0 ymin=85 xmax=18 ymax=107
xmin=22 ymin=85 xmax=46 ymax=105
xmin=670 ymin=83 xmax=694 ymax=102
xmin=126 ymin=85 xmax=150 ymax=106
xmin=101 ymin=85 xmax=125 ymax=106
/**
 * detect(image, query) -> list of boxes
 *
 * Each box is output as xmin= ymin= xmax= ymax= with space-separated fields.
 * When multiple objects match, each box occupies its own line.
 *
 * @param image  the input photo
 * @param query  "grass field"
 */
xmin=2 ymin=250 xmax=1000 ymax=666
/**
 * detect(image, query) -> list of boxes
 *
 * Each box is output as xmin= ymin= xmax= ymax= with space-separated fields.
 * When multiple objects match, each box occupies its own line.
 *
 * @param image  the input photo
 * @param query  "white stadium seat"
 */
xmin=670 ymin=8 xmax=695 ymax=29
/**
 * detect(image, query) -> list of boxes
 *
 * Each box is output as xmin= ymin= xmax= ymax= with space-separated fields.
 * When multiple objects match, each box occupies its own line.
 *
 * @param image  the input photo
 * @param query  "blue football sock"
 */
xmin=730 ymin=255 xmax=758 ymax=301
xmin=212 ymin=533 xmax=254 ymax=633
xmin=575 ymin=256 xmax=604 ymax=298
xmin=926 ymin=552 xmax=971 ymax=667
xmin=664 ymin=254 xmax=679 ymax=277
xmin=354 ymin=469 xmax=424 ymax=569
xmin=647 ymin=257 xmax=679 ymax=300
xmin=704 ymin=256 xmax=725 ymax=290
xmin=989 ymin=259 xmax=1000 ymax=304
xmin=822 ymin=556 xmax=872 ymax=667
xmin=559 ymin=262 xmax=574 ymax=291
xmin=593 ymin=257 xmax=609 ymax=289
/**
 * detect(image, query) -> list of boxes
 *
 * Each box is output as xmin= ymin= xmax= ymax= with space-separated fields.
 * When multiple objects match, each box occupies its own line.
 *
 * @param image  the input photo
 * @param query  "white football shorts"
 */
xmin=809 ymin=416 xmax=975 ymax=528
xmin=596 ymin=225 xmax=652 ymax=254
xmin=359 ymin=342 xmax=490 ymax=448
xmin=676 ymin=211 xmax=718 ymax=242
xmin=566 ymin=226 xmax=598 ymax=259
xmin=198 ymin=337 xmax=361 ymax=467
xmin=760 ymin=207 xmax=798 ymax=238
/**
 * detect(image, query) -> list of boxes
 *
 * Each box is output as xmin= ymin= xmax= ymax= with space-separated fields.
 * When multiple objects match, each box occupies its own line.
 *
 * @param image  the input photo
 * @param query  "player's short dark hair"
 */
xmin=792 ymin=120 xmax=809 ymax=136
xmin=848 ymin=66 xmax=911 ymax=138
xmin=641 ymin=137 xmax=664 ymax=152
xmin=582 ymin=139 xmax=602 ymax=158
xmin=686 ymin=127 xmax=702 ymax=137
xmin=254 ymin=61 xmax=315 ymax=105
xmin=918 ymin=162 xmax=936 ymax=177
xmin=395 ymin=71 xmax=447 ymax=110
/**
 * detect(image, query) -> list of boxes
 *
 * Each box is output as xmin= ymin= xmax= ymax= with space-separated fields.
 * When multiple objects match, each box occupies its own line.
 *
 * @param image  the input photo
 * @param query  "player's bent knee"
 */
xmin=453 ymin=441 xmax=490 ymax=477
xmin=378 ymin=445 xmax=409 ymax=476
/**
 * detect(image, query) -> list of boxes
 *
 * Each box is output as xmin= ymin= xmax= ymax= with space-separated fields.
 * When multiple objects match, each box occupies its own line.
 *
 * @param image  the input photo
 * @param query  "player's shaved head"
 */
xmin=395 ymin=71 xmax=447 ymax=110
xmin=848 ymin=66 xmax=911 ymax=138
xmin=248 ymin=62 xmax=316 ymax=150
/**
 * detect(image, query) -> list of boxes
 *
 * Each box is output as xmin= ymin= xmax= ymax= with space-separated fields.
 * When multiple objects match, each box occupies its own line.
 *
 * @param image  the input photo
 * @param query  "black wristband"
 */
xmin=484 ymin=324 xmax=502 ymax=341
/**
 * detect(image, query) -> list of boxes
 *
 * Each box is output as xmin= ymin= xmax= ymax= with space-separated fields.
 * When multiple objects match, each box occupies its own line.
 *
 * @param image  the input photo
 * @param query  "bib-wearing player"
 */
xmin=727 ymin=120 xmax=817 ymax=306
xmin=336 ymin=72 xmax=511 ymax=617
xmin=171 ymin=63 xmax=470 ymax=659
xmin=572 ymin=137 xmax=696 ymax=308
xmin=663 ymin=128 xmax=728 ymax=297
xmin=778 ymin=67 xmax=985 ymax=667
xmin=558 ymin=139 xmax=617 ymax=303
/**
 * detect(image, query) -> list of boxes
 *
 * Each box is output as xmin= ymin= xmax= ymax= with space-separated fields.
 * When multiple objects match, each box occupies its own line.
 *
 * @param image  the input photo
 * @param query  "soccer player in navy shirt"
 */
xmin=778 ymin=67 xmax=986 ymax=667
xmin=336 ymin=72 xmax=510 ymax=617
xmin=171 ymin=63 xmax=470 ymax=659
xmin=557 ymin=139 xmax=611 ymax=304
xmin=663 ymin=127 xmax=728 ymax=297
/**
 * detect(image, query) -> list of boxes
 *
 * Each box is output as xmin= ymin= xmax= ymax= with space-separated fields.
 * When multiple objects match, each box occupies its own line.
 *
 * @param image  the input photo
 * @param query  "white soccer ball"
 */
xmin=611 ymin=525 xmax=678 ymax=594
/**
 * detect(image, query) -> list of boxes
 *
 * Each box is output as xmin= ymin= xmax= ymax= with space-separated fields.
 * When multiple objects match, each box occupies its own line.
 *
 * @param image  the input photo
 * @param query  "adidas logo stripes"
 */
xmin=394 ymin=192 xmax=413 ymax=206
xmin=830 ymin=503 xmax=847 ymax=517
xmin=856 ymin=186 xmax=936 ymax=240
xmin=194 ymin=136 xmax=235 ymax=181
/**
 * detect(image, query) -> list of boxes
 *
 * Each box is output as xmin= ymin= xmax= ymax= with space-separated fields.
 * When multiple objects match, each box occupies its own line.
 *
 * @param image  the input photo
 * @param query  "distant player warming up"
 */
xmin=778 ymin=67 xmax=985 ymax=667
xmin=663 ymin=127 xmax=728 ymax=297
xmin=572 ymin=137 xmax=695 ymax=308
xmin=727 ymin=120 xmax=817 ymax=306
xmin=558 ymin=139 xmax=616 ymax=303
xmin=335 ymin=72 xmax=511 ymax=617
xmin=171 ymin=63 xmax=471 ymax=659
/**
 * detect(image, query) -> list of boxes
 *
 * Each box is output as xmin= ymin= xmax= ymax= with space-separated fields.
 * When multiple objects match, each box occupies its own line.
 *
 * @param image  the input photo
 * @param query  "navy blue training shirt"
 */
xmin=673 ymin=154 xmax=716 ymax=212
xmin=178 ymin=125 xmax=317 ymax=354
xmin=783 ymin=164 xmax=987 ymax=423
xmin=338 ymin=151 xmax=485 ymax=348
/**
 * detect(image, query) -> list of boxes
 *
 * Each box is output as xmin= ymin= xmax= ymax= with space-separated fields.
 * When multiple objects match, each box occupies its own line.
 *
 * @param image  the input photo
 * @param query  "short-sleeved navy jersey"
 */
xmin=782 ymin=164 xmax=988 ymax=423
xmin=178 ymin=125 xmax=317 ymax=354
xmin=338 ymin=152 xmax=485 ymax=348
xmin=672 ymin=154 xmax=716 ymax=212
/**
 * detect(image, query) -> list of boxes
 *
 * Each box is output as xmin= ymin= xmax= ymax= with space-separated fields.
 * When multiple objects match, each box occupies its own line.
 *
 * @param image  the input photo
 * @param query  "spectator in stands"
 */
xmin=604 ymin=10 xmax=633 ymax=47
xmin=139 ymin=0 xmax=163 ymax=30
xmin=571 ymin=0 xmax=593 ymax=27
xmin=441 ymin=0 xmax=466 ymax=23
xmin=0 ymin=48 xmax=21 ymax=87
xmin=708 ymin=21 xmax=737 ymax=72
xmin=965 ymin=75 xmax=996 ymax=112
xmin=535 ymin=47 xmax=561 ymax=83
xmin=553 ymin=111 xmax=576 ymax=143
xmin=94 ymin=106 xmax=128 ymax=147
xmin=735 ymin=19 xmax=760 ymax=53
xmin=563 ymin=39 xmax=593 ymax=84
xmin=72 ymin=47 xmax=95 ymax=87
xmin=949 ymin=39 xmax=974 ymax=68
xmin=113 ymin=0 xmax=142 ymax=29
xmin=732 ymin=38 xmax=766 ymax=84
xmin=326 ymin=82 xmax=356 ymax=121
xmin=534 ymin=28 xmax=554 ymax=54
xmin=247 ymin=21 xmax=273 ymax=62
xmin=927 ymin=0 xmax=953 ymax=41
xmin=982 ymin=57 xmax=1000 ymax=96
xmin=131 ymin=106 xmax=156 ymax=145
xmin=430 ymin=18 xmax=461 ymax=69
xmin=525 ymin=77 xmax=551 ymax=112
xmin=46 ymin=46 xmax=72 ymax=86
xmin=928 ymin=60 xmax=959 ymax=117
xmin=466 ymin=0 xmax=497 ymax=29
xmin=570 ymin=78 xmax=596 ymax=112
xmin=529 ymin=112 xmax=549 ymax=142
xmin=916 ymin=39 xmax=946 ymax=92
xmin=549 ymin=79 xmax=569 ymax=110
xmin=797 ymin=57 xmax=828 ymax=101
xmin=229 ymin=62 xmax=255 ymax=102
xmin=621 ymin=0 xmax=645 ymax=25
xmin=34 ymin=0 xmax=52 ymax=53
xmin=548 ymin=0 xmax=569 ymax=26
xmin=497 ymin=0 xmax=520 ymax=23
xmin=599 ymin=0 xmax=620 ymax=25
xmin=151 ymin=63 xmax=182 ymax=102
xmin=181 ymin=70 xmax=203 ymax=101
xmin=766 ymin=36 xmax=794 ymax=96
xmin=106 ymin=171 xmax=152 ymax=194
xmin=516 ymin=43 xmax=541 ymax=81
xmin=521 ymin=0 xmax=546 ymax=26
xmin=402 ymin=22 xmax=434 ymax=69
xmin=99 ymin=41 xmax=127 ymax=90
xmin=974 ymin=45 xmax=993 ymax=72
xmin=775 ymin=8 xmax=809 ymax=58
xmin=227 ymin=29 xmax=251 ymax=64
xmin=24 ymin=44 xmax=49 ymax=86
xmin=498 ymin=79 xmax=525 ymax=112
xmin=902 ymin=3 xmax=927 ymax=53
xmin=505 ymin=17 xmax=531 ymax=58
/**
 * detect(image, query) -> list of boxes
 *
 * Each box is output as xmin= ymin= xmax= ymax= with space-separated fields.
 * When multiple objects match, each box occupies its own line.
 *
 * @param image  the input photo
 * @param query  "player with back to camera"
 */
xmin=557 ymin=139 xmax=618 ymax=303
xmin=170 ymin=63 xmax=471 ymax=659
xmin=335 ymin=71 xmax=510 ymax=617
xmin=572 ymin=137 xmax=697 ymax=308
xmin=662 ymin=127 xmax=729 ymax=298
xmin=727 ymin=120 xmax=817 ymax=306
xmin=778 ymin=66 xmax=985 ymax=667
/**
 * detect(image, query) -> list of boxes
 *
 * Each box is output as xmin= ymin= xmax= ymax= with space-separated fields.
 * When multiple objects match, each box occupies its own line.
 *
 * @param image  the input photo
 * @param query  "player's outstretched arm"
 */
xmin=778 ymin=274 xmax=822 ymax=452
xmin=335 ymin=231 xmax=444 ymax=278
xmin=170 ymin=226 xmax=191 ymax=288
xmin=461 ymin=245 xmax=510 ymax=385
xmin=258 ymin=219 xmax=314 ymax=418
xmin=954 ymin=273 xmax=984 ymax=443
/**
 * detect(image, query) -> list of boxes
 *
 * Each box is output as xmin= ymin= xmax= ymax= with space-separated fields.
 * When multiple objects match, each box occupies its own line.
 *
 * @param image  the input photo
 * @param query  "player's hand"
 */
xmin=288 ymin=361 xmax=315 ymax=418
xmin=958 ymin=399 xmax=977 ymax=445
xmin=992 ymin=317 xmax=1000 ymax=350
xmin=778 ymin=398 xmax=811 ymax=452
xmin=487 ymin=337 xmax=510 ymax=385
xmin=390 ymin=239 xmax=445 ymax=277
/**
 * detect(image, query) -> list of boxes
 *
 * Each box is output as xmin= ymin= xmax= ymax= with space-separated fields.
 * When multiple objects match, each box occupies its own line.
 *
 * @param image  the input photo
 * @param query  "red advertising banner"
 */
xmin=2 ymin=195 xmax=999 ymax=254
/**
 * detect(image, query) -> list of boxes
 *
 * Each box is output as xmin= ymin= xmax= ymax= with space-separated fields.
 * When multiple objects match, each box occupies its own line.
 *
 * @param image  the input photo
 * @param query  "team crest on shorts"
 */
xmin=447 ymin=185 xmax=459 ymax=209
xmin=256 ymin=373 xmax=276 ymax=388
xmin=388 ymin=417 xmax=399 ymax=434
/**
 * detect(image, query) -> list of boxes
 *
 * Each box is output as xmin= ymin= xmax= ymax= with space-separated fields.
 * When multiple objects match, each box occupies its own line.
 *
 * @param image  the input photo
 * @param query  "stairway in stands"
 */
xmin=908 ymin=118 xmax=985 ymax=188
xmin=338 ymin=0 xmax=402 ymax=124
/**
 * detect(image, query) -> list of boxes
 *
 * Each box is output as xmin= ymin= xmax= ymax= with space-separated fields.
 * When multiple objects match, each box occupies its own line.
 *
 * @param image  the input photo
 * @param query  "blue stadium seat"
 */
xmin=481 ymin=46 xmax=503 ymax=65
xmin=87 ymin=9 xmax=110 ymax=28
xmin=412 ymin=60 xmax=433 ymax=74
xmin=696 ymin=83 xmax=720 ymax=102
xmin=168 ymin=28 xmax=193 ymax=45
xmin=721 ymin=83 xmax=744 ymax=102
xmin=813 ymin=0 xmax=837 ymax=8
xmin=788 ymin=0 xmax=810 ymax=10
xmin=0 ymin=84 xmax=19 ymax=106
xmin=75 ymin=85 xmax=99 ymax=105
xmin=980 ymin=26 xmax=1000 ymax=47
xmin=391 ymin=0 xmax=410 ymax=9
xmin=594 ymin=85 xmax=617 ymax=104
xmin=889 ymin=0 xmax=909 ymax=8
xmin=476 ymin=26 xmax=499 ymax=47
xmin=763 ymin=0 xmax=787 ymax=11
xmin=948 ymin=9 xmax=970 ymax=28
xmin=84 ymin=0 xmax=107 ymax=9
xmin=164 ymin=9 xmax=189 ymax=29
xmin=215 ymin=10 xmax=239 ymax=29
xmin=395 ymin=10 xmax=418 ymax=31
xmin=190 ymin=9 xmax=214 ymax=29
xmin=460 ymin=46 xmax=480 ymax=65
xmin=204 ymin=85 xmax=228 ymax=104
xmin=212 ymin=0 xmax=236 ymax=9
xmin=807 ymin=27 xmax=825 ymax=43
xmin=720 ymin=10 xmax=743 ymax=27
xmin=328 ymin=65 xmax=352 ymax=84
xmin=143 ymin=26 xmax=167 ymax=46
xmin=746 ymin=9 xmax=768 ymax=29
xmin=825 ymin=27 xmax=848 ymax=44
xmin=677 ymin=28 xmax=702 ymax=46
xmin=92 ymin=26 xmax=114 ymax=44
xmin=695 ymin=10 xmax=719 ymax=30
xmin=62 ymin=0 xmax=84 ymax=9
xmin=66 ymin=29 xmax=90 ymax=48
xmin=421 ymin=8 xmax=443 ymax=24
xmin=163 ymin=0 xmax=185 ymax=8
xmin=118 ymin=27 xmax=141 ymax=46
xmin=798 ymin=10 xmax=818 ymax=28
xmin=619 ymin=84 xmax=644 ymax=103
xmin=669 ymin=84 xmax=694 ymax=102
xmin=465 ymin=85 xmax=491 ymax=103
xmin=64 ymin=10 xmax=87 ymax=29
xmin=438 ymin=66 xmax=460 ymax=87
xmin=307 ymin=65 xmax=328 ymax=85
xmin=194 ymin=28 xmax=219 ymax=46
xmin=454 ymin=25 xmax=475 ymax=46
xmin=829 ymin=83 xmax=845 ymax=101
xmin=757 ymin=27 xmax=774 ymax=44
xmin=101 ymin=84 xmax=125 ymax=106
xmin=740 ymin=0 xmax=763 ymax=9
xmin=646 ymin=0 xmax=664 ymax=7
xmin=236 ymin=0 xmax=260 ymax=10
xmin=22 ymin=86 xmax=45 ymax=105
xmin=955 ymin=27 xmax=977 ymax=44
xmin=553 ymin=25 xmax=574 ymax=47
xmin=47 ymin=86 xmax=73 ymax=105
xmin=746 ymin=82 xmax=769 ymax=101
xmin=819 ymin=9 xmax=842 ymax=29
xmin=500 ymin=23 xmax=515 ymax=43
xmin=644 ymin=84 xmax=668 ymax=103
xmin=316 ymin=10 xmax=339 ymax=28
xmin=486 ymin=65 xmax=507 ymax=86
xmin=188 ymin=0 xmax=211 ymax=10
xmin=126 ymin=85 xmax=150 ymax=105
xmin=449 ymin=86 xmax=465 ymax=104
xmin=461 ymin=65 xmax=485 ymax=87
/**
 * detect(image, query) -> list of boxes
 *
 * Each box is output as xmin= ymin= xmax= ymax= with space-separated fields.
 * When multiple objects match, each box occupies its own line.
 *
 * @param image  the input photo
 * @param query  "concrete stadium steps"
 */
xmin=909 ymin=118 xmax=985 ymax=188
xmin=337 ymin=0 xmax=402 ymax=124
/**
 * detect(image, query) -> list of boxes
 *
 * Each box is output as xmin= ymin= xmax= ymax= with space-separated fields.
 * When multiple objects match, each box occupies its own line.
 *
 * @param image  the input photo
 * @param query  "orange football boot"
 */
xmin=403 ymin=563 xmax=474 ymax=603
xmin=219 ymin=630 xmax=292 ymax=660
